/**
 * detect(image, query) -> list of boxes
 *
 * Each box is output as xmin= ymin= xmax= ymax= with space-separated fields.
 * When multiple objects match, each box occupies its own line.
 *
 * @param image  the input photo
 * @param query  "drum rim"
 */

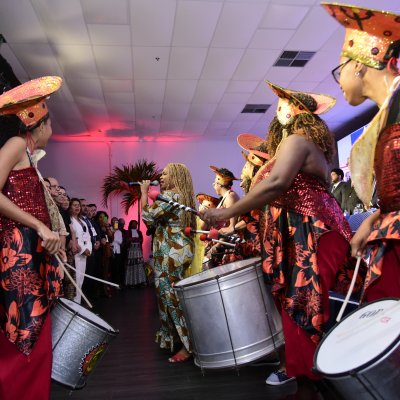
xmin=314 ymin=297 xmax=400 ymax=377
xmin=55 ymin=297 xmax=119 ymax=334
xmin=175 ymin=258 xmax=261 ymax=289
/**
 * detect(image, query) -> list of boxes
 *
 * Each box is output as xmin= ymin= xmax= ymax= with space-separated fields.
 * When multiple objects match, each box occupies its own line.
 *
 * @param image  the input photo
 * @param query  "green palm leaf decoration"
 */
xmin=102 ymin=159 xmax=161 ymax=215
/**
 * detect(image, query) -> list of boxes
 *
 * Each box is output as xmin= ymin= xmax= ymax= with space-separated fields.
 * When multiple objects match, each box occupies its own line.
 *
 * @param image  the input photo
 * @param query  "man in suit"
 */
xmin=330 ymin=168 xmax=347 ymax=212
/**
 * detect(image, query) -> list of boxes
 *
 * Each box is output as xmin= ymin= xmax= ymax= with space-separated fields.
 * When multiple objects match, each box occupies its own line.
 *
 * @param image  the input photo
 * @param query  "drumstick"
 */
xmin=184 ymin=227 xmax=209 ymax=235
xmin=207 ymin=229 xmax=246 ymax=244
xmin=199 ymin=234 xmax=236 ymax=248
xmin=55 ymin=255 xmax=93 ymax=309
xmin=336 ymin=256 xmax=362 ymax=322
xmin=62 ymin=261 xmax=120 ymax=288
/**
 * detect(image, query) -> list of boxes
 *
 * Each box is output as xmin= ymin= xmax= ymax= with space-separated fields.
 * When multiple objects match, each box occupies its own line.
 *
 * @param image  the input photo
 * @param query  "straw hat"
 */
xmin=237 ymin=133 xmax=269 ymax=165
xmin=0 ymin=76 xmax=62 ymax=127
xmin=321 ymin=3 xmax=400 ymax=69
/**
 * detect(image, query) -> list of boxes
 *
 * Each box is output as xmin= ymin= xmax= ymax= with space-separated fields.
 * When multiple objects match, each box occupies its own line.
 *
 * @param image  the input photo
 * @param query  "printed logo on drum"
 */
xmin=359 ymin=309 xmax=383 ymax=319
xmin=380 ymin=316 xmax=392 ymax=323
xmin=80 ymin=343 xmax=107 ymax=376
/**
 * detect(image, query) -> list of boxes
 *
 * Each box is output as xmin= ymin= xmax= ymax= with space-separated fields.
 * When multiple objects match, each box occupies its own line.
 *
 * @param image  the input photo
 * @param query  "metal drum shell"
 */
xmin=51 ymin=298 xmax=118 ymax=389
xmin=174 ymin=258 xmax=284 ymax=369
xmin=314 ymin=298 xmax=400 ymax=400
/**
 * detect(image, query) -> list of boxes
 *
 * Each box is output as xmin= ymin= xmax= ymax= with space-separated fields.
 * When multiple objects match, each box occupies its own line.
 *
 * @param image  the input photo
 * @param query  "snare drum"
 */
xmin=174 ymin=257 xmax=284 ymax=369
xmin=314 ymin=298 xmax=400 ymax=400
xmin=51 ymin=298 xmax=118 ymax=389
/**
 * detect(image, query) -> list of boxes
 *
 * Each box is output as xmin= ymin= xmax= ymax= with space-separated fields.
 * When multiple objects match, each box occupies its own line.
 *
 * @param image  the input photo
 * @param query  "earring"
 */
xmin=355 ymin=72 xmax=360 ymax=77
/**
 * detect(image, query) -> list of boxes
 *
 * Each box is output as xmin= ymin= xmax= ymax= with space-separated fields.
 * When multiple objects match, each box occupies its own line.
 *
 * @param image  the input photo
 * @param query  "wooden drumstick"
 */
xmin=199 ymin=234 xmax=236 ymax=248
xmin=55 ymin=255 xmax=93 ymax=309
xmin=62 ymin=261 xmax=120 ymax=288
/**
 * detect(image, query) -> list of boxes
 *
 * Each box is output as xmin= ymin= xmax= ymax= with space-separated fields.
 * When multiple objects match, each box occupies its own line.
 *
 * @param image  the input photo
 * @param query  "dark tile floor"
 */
xmin=50 ymin=287 xmax=343 ymax=400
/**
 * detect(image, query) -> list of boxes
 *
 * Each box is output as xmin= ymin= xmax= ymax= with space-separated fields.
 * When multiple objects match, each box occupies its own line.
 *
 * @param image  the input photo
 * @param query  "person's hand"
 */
xmin=57 ymin=248 xmax=67 ymax=263
xmin=83 ymin=249 xmax=91 ymax=257
xmin=219 ymin=227 xmax=234 ymax=235
xmin=36 ymin=224 xmax=60 ymax=254
xmin=350 ymin=219 xmax=373 ymax=257
xmin=139 ymin=180 xmax=151 ymax=196
xmin=199 ymin=208 xmax=229 ymax=227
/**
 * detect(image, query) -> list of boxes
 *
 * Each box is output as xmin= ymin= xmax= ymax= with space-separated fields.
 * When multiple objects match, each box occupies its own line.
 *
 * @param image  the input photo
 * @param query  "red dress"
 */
xmin=255 ymin=161 xmax=362 ymax=379
xmin=0 ymin=167 xmax=63 ymax=400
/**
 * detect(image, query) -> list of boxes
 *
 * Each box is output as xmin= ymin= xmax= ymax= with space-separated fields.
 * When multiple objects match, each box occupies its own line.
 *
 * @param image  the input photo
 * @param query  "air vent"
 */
xmin=241 ymin=104 xmax=270 ymax=114
xmin=273 ymin=50 xmax=315 ymax=67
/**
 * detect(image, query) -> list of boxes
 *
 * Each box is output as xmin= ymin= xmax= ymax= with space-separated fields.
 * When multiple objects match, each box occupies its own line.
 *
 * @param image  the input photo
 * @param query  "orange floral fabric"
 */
xmin=0 ymin=226 xmax=62 ymax=355
xmin=256 ymin=166 xmax=362 ymax=343
xmin=0 ymin=167 xmax=63 ymax=355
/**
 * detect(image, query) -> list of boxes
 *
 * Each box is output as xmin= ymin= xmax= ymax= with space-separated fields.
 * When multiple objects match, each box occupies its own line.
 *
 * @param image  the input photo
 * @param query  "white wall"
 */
xmin=40 ymin=138 xmax=246 ymax=259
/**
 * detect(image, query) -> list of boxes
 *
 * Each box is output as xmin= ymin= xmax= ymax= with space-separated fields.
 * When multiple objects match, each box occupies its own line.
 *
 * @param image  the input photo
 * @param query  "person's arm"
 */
xmin=0 ymin=137 xmax=60 ymax=253
xmin=234 ymin=219 xmax=247 ymax=232
xmin=200 ymin=135 xmax=309 ymax=226
xmin=140 ymin=181 xmax=179 ymax=226
xmin=219 ymin=191 xmax=240 ymax=235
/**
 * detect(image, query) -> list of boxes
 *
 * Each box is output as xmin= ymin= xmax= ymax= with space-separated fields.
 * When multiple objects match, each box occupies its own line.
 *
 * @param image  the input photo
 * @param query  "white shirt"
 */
xmin=71 ymin=217 xmax=92 ymax=255
xmin=112 ymin=229 xmax=123 ymax=254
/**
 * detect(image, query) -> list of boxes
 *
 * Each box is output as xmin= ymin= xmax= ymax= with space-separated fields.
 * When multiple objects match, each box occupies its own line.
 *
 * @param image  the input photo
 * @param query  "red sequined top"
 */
xmin=255 ymin=160 xmax=352 ymax=242
xmin=0 ymin=167 xmax=51 ymax=234
xmin=374 ymin=123 xmax=400 ymax=213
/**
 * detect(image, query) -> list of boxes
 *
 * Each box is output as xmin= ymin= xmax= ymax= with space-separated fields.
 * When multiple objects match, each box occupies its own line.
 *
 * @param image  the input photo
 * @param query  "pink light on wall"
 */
xmin=50 ymin=134 xmax=196 ymax=143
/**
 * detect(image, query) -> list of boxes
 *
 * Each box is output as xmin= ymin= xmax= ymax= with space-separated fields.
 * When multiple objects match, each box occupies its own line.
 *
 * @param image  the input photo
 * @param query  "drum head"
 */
xmin=175 ymin=257 xmax=261 ymax=288
xmin=58 ymin=298 xmax=116 ymax=332
xmin=315 ymin=298 xmax=400 ymax=376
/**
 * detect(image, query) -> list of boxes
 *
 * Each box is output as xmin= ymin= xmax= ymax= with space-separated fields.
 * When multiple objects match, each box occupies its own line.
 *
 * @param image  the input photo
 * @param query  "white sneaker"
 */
xmin=265 ymin=370 xmax=296 ymax=386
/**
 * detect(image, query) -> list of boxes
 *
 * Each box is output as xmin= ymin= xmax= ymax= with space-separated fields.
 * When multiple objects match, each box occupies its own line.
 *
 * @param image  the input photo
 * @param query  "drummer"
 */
xmin=200 ymin=81 xmax=363 ymax=385
xmin=0 ymin=77 xmax=64 ymax=399
xmin=321 ymin=3 xmax=400 ymax=301
xmin=186 ymin=193 xmax=220 ymax=276
xmin=205 ymin=166 xmax=240 ymax=267
xmin=234 ymin=134 xmax=269 ymax=259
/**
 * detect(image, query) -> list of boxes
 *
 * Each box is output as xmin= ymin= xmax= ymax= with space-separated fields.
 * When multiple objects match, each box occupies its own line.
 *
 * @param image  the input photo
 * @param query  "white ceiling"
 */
xmin=0 ymin=0 xmax=397 ymax=142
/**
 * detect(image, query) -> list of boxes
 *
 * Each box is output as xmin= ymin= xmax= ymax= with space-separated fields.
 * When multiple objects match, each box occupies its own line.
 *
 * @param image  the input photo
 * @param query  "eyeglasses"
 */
xmin=331 ymin=59 xmax=351 ymax=84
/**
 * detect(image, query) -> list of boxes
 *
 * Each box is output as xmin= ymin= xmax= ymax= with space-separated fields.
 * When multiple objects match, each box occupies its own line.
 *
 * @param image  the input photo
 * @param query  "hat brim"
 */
xmin=209 ymin=165 xmax=240 ymax=181
xmin=196 ymin=193 xmax=220 ymax=206
xmin=0 ymin=76 xmax=62 ymax=115
xmin=266 ymin=80 xmax=336 ymax=115
xmin=237 ymin=133 xmax=269 ymax=160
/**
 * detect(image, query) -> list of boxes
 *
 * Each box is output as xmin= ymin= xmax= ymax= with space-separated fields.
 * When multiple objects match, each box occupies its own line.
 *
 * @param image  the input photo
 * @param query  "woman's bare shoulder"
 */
xmin=1 ymin=136 xmax=26 ymax=150
xmin=0 ymin=136 xmax=26 ymax=161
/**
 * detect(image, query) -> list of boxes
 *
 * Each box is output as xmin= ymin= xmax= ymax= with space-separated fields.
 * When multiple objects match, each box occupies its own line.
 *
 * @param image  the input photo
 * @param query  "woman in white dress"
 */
xmin=69 ymin=198 xmax=92 ymax=303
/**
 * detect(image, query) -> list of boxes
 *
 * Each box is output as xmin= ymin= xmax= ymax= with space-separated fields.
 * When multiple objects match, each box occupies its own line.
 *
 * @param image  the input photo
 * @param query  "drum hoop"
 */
xmin=56 ymin=298 xmax=119 ymax=334
xmin=314 ymin=297 xmax=400 ymax=377
xmin=175 ymin=260 xmax=261 ymax=289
